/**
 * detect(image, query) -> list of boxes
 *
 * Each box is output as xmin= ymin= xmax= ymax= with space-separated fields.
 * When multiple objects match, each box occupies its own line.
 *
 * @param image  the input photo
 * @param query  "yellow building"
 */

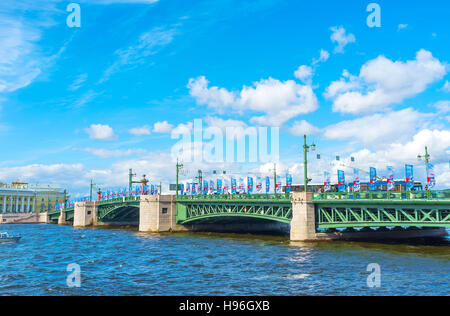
xmin=0 ymin=180 xmax=66 ymax=214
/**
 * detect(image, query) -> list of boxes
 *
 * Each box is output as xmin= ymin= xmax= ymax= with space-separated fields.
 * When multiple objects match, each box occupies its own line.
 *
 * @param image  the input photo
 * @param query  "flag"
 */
xmin=338 ymin=170 xmax=346 ymax=192
xmin=185 ymin=183 xmax=191 ymax=195
xmin=247 ymin=177 xmax=254 ymax=194
xmin=216 ymin=179 xmax=223 ymax=194
xmin=223 ymin=178 xmax=229 ymax=194
xmin=427 ymin=163 xmax=436 ymax=189
xmin=191 ymin=183 xmax=197 ymax=195
xmin=369 ymin=167 xmax=377 ymax=191
xmin=256 ymin=177 xmax=262 ymax=193
xmin=238 ymin=178 xmax=245 ymax=193
xmin=405 ymin=164 xmax=414 ymax=190
xmin=209 ymin=180 xmax=215 ymax=194
xmin=276 ymin=175 xmax=282 ymax=193
xmin=265 ymin=176 xmax=270 ymax=193
xmin=203 ymin=180 xmax=208 ymax=195
xmin=387 ymin=166 xmax=395 ymax=191
xmin=324 ymin=172 xmax=331 ymax=192
xmin=285 ymin=174 xmax=292 ymax=193
xmin=353 ymin=169 xmax=360 ymax=192
xmin=231 ymin=178 xmax=237 ymax=194
xmin=180 ymin=183 xmax=184 ymax=195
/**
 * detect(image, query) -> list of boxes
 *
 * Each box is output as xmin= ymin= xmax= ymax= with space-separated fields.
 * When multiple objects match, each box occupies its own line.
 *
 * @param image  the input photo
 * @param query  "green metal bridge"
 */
xmin=48 ymin=196 xmax=141 ymax=223
xmin=176 ymin=191 xmax=450 ymax=230
xmin=47 ymin=190 xmax=450 ymax=230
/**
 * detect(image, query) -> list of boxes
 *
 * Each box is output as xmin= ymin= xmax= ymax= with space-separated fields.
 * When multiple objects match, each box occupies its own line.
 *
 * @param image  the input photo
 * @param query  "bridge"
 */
xmin=47 ymin=190 xmax=450 ymax=241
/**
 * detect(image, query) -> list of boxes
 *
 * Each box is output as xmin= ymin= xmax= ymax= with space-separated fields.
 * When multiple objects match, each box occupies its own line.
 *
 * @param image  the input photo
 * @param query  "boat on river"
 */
xmin=0 ymin=232 xmax=21 ymax=243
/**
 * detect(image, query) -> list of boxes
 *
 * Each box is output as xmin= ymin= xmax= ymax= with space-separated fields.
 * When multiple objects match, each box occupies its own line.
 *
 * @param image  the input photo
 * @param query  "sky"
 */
xmin=0 ymin=0 xmax=449 ymax=195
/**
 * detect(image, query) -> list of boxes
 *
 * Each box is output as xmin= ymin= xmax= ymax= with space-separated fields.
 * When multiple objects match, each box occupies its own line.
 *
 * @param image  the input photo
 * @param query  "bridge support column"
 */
xmin=139 ymin=195 xmax=181 ymax=232
xmin=74 ymin=202 xmax=98 ymax=227
xmin=290 ymin=192 xmax=318 ymax=241
xmin=58 ymin=209 xmax=69 ymax=225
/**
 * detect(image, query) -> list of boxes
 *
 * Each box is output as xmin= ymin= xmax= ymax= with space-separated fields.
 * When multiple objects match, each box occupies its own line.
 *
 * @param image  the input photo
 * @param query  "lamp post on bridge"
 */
xmin=89 ymin=179 xmax=97 ymax=202
xmin=303 ymin=135 xmax=316 ymax=193
xmin=176 ymin=159 xmax=184 ymax=198
xmin=417 ymin=146 xmax=431 ymax=190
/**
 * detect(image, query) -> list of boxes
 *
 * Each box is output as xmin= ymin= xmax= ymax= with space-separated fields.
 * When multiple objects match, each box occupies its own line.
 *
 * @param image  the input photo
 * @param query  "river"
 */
xmin=0 ymin=224 xmax=448 ymax=296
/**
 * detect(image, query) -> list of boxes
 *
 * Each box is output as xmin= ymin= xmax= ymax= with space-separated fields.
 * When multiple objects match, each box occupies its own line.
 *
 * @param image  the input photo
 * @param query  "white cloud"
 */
xmin=326 ymin=50 xmax=448 ymax=114
xmin=204 ymin=116 xmax=250 ymax=139
xmin=129 ymin=126 xmax=151 ymax=136
xmin=330 ymin=26 xmax=355 ymax=54
xmin=188 ymin=76 xmax=318 ymax=126
xmin=68 ymin=73 xmax=88 ymax=91
xmin=78 ymin=148 xmax=147 ymax=158
xmin=323 ymin=108 xmax=423 ymax=145
xmin=99 ymin=27 xmax=176 ymax=83
xmin=85 ymin=124 xmax=117 ymax=140
xmin=312 ymin=49 xmax=330 ymax=65
xmin=0 ymin=17 xmax=42 ymax=93
xmin=289 ymin=120 xmax=320 ymax=136
xmin=443 ymin=80 xmax=450 ymax=92
xmin=153 ymin=121 xmax=174 ymax=133
xmin=433 ymin=100 xmax=450 ymax=113
xmin=172 ymin=122 xmax=193 ymax=135
xmin=294 ymin=65 xmax=313 ymax=83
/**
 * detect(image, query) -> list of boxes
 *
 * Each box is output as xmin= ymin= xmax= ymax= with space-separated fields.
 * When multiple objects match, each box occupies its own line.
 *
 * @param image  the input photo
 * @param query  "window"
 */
xmin=162 ymin=208 xmax=168 ymax=214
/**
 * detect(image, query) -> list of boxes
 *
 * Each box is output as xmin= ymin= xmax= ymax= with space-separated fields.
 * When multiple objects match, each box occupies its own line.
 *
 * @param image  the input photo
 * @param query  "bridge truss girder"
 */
xmin=316 ymin=204 xmax=450 ymax=229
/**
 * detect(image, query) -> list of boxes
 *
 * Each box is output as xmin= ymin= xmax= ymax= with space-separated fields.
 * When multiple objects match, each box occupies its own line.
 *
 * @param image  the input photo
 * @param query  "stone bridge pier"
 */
xmin=73 ymin=202 xmax=98 ymax=227
xmin=139 ymin=195 xmax=187 ymax=233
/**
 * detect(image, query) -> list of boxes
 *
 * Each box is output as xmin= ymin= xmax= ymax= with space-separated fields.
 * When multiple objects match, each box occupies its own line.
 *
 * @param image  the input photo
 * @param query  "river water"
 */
xmin=0 ymin=224 xmax=448 ymax=296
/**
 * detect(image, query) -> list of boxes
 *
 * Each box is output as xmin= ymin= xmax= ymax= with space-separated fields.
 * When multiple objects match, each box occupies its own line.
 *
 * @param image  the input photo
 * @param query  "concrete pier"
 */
xmin=139 ymin=195 xmax=187 ymax=232
xmin=290 ymin=192 xmax=317 ymax=241
xmin=73 ymin=202 xmax=98 ymax=227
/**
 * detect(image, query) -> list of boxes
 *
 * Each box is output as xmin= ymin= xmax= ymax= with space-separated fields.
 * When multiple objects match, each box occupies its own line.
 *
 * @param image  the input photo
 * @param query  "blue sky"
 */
xmin=0 ymin=0 xmax=449 ymax=195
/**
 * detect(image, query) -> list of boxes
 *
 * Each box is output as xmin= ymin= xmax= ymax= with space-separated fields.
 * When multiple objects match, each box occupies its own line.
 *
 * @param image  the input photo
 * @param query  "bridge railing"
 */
xmin=313 ymin=190 xmax=450 ymax=201
xmin=177 ymin=193 xmax=291 ymax=201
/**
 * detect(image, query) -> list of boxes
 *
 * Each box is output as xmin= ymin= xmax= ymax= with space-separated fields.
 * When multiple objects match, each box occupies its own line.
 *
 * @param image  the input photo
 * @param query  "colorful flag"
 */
xmin=247 ymin=177 xmax=254 ymax=194
xmin=286 ymin=174 xmax=292 ymax=193
xmin=231 ymin=178 xmax=237 ymax=194
xmin=223 ymin=178 xmax=229 ymax=194
xmin=353 ymin=169 xmax=360 ymax=192
xmin=276 ymin=175 xmax=282 ymax=193
xmin=238 ymin=178 xmax=245 ymax=193
xmin=209 ymin=180 xmax=215 ymax=194
xmin=180 ymin=183 xmax=184 ymax=195
xmin=338 ymin=170 xmax=346 ymax=192
xmin=256 ymin=177 xmax=262 ymax=193
xmin=265 ymin=176 xmax=270 ymax=193
xmin=216 ymin=179 xmax=223 ymax=194
xmin=185 ymin=183 xmax=191 ymax=195
xmin=427 ymin=163 xmax=436 ymax=189
xmin=203 ymin=181 xmax=208 ymax=195
xmin=324 ymin=172 xmax=331 ymax=192
xmin=405 ymin=164 xmax=414 ymax=190
xmin=369 ymin=167 xmax=377 ymax=191
xmin=387 ymin=166 xmax=395 ymax=191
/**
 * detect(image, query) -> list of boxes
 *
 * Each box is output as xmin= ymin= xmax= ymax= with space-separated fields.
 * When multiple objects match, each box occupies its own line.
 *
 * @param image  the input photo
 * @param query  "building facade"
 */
xmin=0 ymin=181 xmax=66 ymax=214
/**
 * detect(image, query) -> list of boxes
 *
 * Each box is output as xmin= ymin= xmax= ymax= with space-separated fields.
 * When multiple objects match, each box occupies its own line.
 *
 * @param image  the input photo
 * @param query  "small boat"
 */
xmin=0 ymin=232 xmax=21 ymax=243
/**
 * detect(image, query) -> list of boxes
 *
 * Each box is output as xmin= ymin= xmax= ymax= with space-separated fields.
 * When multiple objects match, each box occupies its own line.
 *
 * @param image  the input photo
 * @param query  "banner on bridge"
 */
xmin=427 ymin=163 xmax=436 ymax=189
xmin=405 ymin=164 xmax=414 ymax=190
xmin=387 ymin=166 xmax=395 ymax=191
xmin=369 ymin=167 xmax=377 ymax=191
xmin=337 ymin=170 xmax=346 ymax=192
xmin=353 ymin=169 xmax=360 ymax=192
xmin=323 ymin=172 xmax=331 ymax=192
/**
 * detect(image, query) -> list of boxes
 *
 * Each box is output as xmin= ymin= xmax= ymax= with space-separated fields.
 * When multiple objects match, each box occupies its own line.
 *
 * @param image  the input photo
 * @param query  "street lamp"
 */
xmin=417 ymin=146 xmax=431 ymax=190
xmin=303 ymin=135 xmax=316 ymax=193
